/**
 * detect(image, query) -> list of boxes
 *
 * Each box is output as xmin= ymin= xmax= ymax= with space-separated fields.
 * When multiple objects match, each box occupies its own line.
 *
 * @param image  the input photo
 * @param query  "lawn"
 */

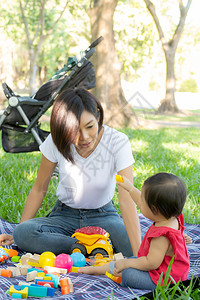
xmin=0 ymin=118 xmax=199 ymax=224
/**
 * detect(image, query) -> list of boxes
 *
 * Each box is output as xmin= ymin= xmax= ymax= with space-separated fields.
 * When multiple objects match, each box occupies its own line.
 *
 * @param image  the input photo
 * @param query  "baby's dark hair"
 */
xmin=142 ymin=172 xmax=187 ymax=219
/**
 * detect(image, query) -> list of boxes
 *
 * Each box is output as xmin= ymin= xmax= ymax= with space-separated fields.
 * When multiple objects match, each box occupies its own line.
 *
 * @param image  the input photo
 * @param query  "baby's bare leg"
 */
xmin=78 ymin=263 xmax=110 ymax=275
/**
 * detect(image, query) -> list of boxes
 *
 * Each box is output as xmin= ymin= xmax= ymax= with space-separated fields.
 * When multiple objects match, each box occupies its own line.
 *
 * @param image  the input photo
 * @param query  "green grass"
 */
xmin=135 ymin=108 xmax=200 ymax=123
xmin=0 ymin=125 xmax=199 ymax=224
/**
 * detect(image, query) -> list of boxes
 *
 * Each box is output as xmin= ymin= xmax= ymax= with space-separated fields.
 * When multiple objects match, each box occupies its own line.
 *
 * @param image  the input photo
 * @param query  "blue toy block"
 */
xmin=30 ymin=284 xmax=55 ymax=297
xmin=11 ymin=293 xmax=22 ymax=299
xmin=20 ymin=285 xmax=47 ymax=297
xmin=47 ymin=274 xmax=59 ymax=287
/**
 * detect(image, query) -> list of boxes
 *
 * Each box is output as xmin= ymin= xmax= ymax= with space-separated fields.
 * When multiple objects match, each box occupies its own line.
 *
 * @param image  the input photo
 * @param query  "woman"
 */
xmin=0 ymin=88 xmax=141 ymax=256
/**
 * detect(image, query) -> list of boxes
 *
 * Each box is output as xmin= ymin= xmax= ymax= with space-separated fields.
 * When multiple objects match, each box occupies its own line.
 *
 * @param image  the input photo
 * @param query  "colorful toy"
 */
xmin=9 ymin=285 xmax=28 ymax=298
xmin=115 ymin=174 xmax=123 ymax=182
xmin=70 ymin=252 xmax=86 ymax=267
xmin=0 ymin=269 xmax=12 ymax=277
xmin=89 ymin=255 xmax=113 ymax=266
xmin=105 ymin=271 xmax=121 ymax=284
xmin=54 ymin=254 xmax=73 ymax=271
xmin=70 ymin=226 xmax=113 ymax=258
xmin=8 ymin=249 xmax=19 ymax=258
xmin=38 ymin=251 xmax=56 ymax=268
xmin=60 ymin=278 xmax=70 ymax=295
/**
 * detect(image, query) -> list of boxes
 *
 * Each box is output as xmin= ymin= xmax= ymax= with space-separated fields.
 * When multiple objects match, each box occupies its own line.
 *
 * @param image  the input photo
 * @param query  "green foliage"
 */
xmin=114 ymin=0 xmax=154 ymax=81
xmin=116 ymin=126 xmax=200 ymax=224
xmin=179 ymin=79 xmax=198 ymax=93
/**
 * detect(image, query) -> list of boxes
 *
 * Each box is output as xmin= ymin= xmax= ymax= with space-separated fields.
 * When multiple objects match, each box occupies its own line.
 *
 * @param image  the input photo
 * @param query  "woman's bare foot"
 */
xmin=184 ymin=233 xmax=192 ymax=244
xmin=78 ymin=263 xmax=110 ymax=275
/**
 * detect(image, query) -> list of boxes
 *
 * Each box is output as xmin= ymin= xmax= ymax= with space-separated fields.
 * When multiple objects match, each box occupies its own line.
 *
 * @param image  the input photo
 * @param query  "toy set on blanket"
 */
xmin=0 ymin=216 xmax=200 ymax=300
xmin=0 ymin=226 xmax=122 ymax=298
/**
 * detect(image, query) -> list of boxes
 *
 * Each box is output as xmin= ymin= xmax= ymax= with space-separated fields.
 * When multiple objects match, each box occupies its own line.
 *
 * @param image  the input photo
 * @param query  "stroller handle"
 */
xmin=88 ymin=36 xmax=104 ymax=49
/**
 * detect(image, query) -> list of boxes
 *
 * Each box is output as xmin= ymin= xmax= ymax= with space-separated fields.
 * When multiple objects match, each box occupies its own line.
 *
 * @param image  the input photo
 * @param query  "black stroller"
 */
xmin=0 ymin=37 xmax=103 ymax=154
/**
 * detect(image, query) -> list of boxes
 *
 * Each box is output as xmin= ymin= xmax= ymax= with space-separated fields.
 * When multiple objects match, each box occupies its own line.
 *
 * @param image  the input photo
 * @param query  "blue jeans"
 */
xmin=109 ymin=259 xmax=157 ymax=290
xmin=13 ymin=200 xmax=133 ymax=256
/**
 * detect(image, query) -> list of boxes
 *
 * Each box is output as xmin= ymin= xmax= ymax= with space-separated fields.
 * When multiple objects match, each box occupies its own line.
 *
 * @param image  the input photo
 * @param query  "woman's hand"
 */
xmin=0 ymin=234 xmax=14 ymax=246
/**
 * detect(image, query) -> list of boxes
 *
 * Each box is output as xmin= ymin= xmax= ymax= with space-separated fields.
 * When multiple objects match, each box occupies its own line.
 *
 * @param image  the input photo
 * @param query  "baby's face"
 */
xmin=140 ymin=187 xmax=157 ymax=222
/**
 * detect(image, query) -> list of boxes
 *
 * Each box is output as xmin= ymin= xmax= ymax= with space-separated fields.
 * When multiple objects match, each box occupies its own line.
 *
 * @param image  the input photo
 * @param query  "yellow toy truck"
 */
xmin=70 ymin=226 xmax=113 ymax=258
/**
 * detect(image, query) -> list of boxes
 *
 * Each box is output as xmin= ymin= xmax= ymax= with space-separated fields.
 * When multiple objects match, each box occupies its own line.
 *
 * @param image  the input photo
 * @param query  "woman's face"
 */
xmin=74 ymin=110 xmax=100 ymax=157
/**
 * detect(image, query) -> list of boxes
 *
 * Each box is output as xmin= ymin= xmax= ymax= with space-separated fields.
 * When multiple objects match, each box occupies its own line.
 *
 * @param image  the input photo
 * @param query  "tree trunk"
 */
xmin=157 ymin=47 xmax=179 ymax=113
xmin=29 ymin=49 xmax=38 ymax=95
xmin=88 ymin=0 xmax=138 ymax=128
xmin=143 ymin=0 xmax=192 ymax=114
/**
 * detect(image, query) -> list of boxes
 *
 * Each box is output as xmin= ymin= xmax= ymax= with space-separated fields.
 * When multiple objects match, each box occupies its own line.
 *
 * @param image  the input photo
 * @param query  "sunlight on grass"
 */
xmin=0 ymin=125 xmax=199 ymax=224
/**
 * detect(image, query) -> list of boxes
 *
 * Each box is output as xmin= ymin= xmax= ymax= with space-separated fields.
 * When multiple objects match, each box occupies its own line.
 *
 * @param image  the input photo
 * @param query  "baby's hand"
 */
xmin=115 ymin=175 xmax=133 ymax=192
xmin=113 ymin=259 xmax=127 ymax=275
xmin=0 ymin=234 xmax=14 ymax=246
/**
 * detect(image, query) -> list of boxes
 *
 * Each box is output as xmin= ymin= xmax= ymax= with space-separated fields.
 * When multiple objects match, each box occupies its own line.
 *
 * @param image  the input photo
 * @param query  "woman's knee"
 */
xmin=13 ymin=220 xmax=37 ymax=248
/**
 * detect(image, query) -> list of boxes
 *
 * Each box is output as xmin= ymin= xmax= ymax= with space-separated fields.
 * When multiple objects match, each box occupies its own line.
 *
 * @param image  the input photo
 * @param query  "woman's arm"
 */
xmin=20 ymin=155 xmax=57 ymax=223
xmin=117 ymin=166 xmax=141 ymax=256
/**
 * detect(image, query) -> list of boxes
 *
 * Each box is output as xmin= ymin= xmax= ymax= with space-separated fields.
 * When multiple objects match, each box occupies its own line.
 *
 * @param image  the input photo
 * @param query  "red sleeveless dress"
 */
xmin=138 ymin=213 xmax=190 ymax=285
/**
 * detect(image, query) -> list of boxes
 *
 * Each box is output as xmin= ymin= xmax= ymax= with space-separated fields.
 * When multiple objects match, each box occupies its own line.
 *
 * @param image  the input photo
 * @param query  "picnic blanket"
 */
xmin=0 ymin=214 xmax=199 ymax=300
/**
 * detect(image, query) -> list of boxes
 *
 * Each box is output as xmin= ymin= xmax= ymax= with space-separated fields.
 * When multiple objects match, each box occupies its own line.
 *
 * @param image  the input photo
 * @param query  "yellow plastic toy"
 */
xmin=115 ymin=174 xmax=123 ymax=183
xmin=9 ymin=286 xmax=28 ymax=298
xmin=70 ymin=227 xmax=113 ymax=258
xmin=38 ymin=251 xmax=56 ymax=268
xmin=106 ymin=271 xmax=121 ymax=284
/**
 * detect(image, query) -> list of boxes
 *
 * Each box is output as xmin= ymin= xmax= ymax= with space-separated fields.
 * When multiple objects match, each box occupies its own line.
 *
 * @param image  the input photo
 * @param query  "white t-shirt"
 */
xmin=39 ymin=125 xmax=134 ymax=209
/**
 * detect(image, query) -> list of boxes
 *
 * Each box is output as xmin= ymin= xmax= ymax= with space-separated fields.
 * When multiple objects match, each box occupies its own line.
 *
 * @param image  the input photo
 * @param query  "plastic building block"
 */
xmin=113 ymin=252 xmax=124 ymax=261
xmin=105 ymin=272 xmax=121 ymax=284
xmin=115 ymin=174 xmax=123 ymax=182
xmin=7 ymin=267 xmax=21 ymax=277
xmin=26 ymin=270 xmax=37 ymax=282
xmin=60 ymin=278 xmax=70 ymax=295
xmin=0 ymin=269 xmax=12 ymax=277
xmin=30 ymin=284 xmax=55 ymax=297
xmin=44 ymin=265 xmax=67 ymax=274
xmin=9 ymin=286 xmax=28 ymax=298
xmin=11 ymin=293 xmax=22 ymax=298
xmin=20 ymin=265 xmax=32 ymax=275
xmin=19 ymin=284 xmax=48 ymax=297
xmin=70 ymin=266 xmax=79 ymax=273
xmin=8 ymin=249 xmax=19 ymax=258
xmin=11 ymin=256 xmax=21 ymax=263
xmin=36 ymin=281 xmax=54 ymax=288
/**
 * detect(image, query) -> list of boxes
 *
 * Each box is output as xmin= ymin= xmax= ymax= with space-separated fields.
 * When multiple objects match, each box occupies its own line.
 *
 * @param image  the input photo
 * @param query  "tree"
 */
xmin=143 ymin=0 xmax=192 ymax=113
xmin=88 ymin=0 xmax=138 ymax=127
xmin=19 ymin=0 xmax=68 ymax=95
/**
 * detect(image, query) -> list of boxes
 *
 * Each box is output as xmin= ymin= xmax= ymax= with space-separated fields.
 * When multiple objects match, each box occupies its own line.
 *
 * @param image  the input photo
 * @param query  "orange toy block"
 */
xmin=8 ymin=249 xmax=19 ymax=258
xmin=106 ymin=271 xmax=121 ymax=284
xmin=0 ymin=269 xmax=12 ymax=277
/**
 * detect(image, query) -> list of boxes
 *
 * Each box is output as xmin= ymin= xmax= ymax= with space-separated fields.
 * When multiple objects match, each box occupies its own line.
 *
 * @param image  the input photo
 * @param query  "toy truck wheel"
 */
xmin=70 ymin=243 xmax=87 ymax=256
xmin=91 ymin=248 xmax=108 ymax=259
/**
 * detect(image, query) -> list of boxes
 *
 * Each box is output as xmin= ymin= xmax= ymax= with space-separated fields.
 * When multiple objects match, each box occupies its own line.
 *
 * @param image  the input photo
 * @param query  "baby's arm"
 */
xmin=116 ymin=175 xmax=142 ymax=209
xmin=113 ymin=235 xmax=170 ymax=275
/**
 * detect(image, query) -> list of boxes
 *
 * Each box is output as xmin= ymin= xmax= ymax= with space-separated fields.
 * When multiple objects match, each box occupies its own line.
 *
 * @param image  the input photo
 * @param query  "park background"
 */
xmin=0 ymin=0 xmax=199 ymax=226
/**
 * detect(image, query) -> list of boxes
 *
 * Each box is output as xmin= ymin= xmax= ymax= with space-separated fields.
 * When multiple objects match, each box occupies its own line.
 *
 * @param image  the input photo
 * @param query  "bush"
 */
xmin=179 ymin=79 xmax=198 ymax=93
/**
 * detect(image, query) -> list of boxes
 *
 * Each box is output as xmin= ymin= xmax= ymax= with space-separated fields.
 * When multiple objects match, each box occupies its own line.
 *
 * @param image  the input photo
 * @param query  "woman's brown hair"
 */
xmin=50 ymin=87 xmax=104 ymax=163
